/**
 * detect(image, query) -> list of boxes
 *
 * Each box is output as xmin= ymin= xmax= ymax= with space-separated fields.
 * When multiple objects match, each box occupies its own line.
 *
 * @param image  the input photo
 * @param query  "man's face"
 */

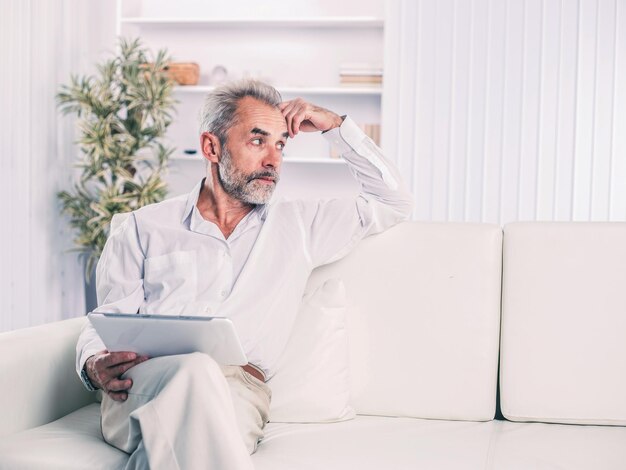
xmin=217 ymin=97 xmax=289 ymax=205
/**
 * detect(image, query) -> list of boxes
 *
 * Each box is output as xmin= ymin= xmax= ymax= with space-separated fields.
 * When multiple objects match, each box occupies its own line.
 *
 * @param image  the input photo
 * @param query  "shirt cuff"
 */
xmin=80 ymin=365 xmax=98 ymax=392
xmin=79 ymin=348 xmax=100 ymax=372
xmin=322 ymin=115 xmax=364 ymax=156
xmin=322 ymin=115 xmax=399 ymax=190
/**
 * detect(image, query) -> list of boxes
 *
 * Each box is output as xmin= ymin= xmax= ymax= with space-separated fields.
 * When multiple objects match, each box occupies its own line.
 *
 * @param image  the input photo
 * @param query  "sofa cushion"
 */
xmin=2 ymin=403 xmax=625 ymax=470
xmin=253 ymin=415 xmax=497 ymax=470
xmin=268 ymin=278 xmax=354 ymax=423
xmin=501 ymin=222 xmax=626 ymax=425
xmin=490 ymin=419 xmax=626 ymax=469
xmin=254 ymin=417 xmax=626 ymax=470
xmin=305 ymin=222 xmax=503 ymax=421
xmin=0 ymin=404 xmax=127 ymax=470
xmin=3 ymin=404 xmax=624 ymax=470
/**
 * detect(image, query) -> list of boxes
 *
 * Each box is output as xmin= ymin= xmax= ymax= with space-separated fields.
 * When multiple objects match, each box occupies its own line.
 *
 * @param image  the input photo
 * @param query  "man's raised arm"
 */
xmin=279 ymin=99 xmax=414 ymax=267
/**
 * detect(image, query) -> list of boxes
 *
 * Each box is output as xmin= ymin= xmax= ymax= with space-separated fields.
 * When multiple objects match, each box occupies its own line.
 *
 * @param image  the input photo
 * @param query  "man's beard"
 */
xmin=217 ymin=147 xmax=280 ymax=205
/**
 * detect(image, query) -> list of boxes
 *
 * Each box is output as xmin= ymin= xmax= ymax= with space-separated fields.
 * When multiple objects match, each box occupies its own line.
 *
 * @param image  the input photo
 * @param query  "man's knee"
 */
xmin=122 ymin=352 xmax=221 ymax=393
xmin=167 ymin=352 xmax=220 ymax=375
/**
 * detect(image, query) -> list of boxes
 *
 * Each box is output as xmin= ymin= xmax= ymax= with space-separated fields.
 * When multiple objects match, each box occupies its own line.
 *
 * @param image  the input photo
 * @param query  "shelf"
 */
xmin=172 ymin=85 xmax=382 ymax=96
xmin=170 ymin=154 xmax=203 ymax=161
xmin=282 ymin=157 xmax=346 ymax=164
xmin=120 ymin=17 xmax=384 ymax=28
xmin=170 ymin=154 xmax=345 ymax=164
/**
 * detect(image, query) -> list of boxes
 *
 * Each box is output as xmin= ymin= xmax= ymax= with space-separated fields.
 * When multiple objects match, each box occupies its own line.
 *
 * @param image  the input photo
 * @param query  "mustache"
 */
xmin=247 ymin=170 xmax=280 ymax=184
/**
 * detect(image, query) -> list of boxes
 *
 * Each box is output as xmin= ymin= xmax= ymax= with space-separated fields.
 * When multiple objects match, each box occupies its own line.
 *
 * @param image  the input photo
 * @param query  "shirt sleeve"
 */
xmin=300 ymin=116 xmax=414 ymax=267
xmin=75 ymin=212 xmax=146 ymax=379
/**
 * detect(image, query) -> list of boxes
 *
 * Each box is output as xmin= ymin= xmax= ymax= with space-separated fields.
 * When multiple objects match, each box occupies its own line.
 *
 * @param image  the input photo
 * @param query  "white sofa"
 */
xmin=1 ymin=222 xmax=625 ymax=469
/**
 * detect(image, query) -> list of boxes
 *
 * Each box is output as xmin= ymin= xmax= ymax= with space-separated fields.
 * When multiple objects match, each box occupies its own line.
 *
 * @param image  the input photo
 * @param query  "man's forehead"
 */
xmin=236 ymin=97 xmax=288 ymax=135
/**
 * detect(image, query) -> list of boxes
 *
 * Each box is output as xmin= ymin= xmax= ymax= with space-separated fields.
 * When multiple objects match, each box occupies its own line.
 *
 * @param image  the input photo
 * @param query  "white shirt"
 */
xmin=76 ymin=116 xmax=413 ymax=380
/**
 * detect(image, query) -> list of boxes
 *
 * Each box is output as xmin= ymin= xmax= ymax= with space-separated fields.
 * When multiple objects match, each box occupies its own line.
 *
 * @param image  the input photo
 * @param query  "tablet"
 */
xmin=87 ymin=312 xmax=248 ymax=366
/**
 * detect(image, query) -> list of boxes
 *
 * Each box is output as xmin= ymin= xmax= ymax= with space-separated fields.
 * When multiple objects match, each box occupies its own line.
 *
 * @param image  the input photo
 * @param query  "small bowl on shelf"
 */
xmin=164 ymin=62 xmax=200 ymax=86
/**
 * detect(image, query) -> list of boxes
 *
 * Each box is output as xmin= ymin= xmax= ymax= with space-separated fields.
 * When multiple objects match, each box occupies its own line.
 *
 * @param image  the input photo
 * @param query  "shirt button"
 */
xmin=220 ymin=290 xmax=228 ymax=297
xmin=204 ymin=306 xmax=212 ymax=315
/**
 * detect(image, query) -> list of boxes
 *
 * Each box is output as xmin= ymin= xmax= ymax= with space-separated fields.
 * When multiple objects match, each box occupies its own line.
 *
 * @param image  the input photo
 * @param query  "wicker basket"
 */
xmin=164 ymin=62 xmax=200 ymax=86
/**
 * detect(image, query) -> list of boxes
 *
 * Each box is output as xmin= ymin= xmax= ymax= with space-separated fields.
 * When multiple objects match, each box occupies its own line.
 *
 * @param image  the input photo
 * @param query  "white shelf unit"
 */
xmin=172 ymin=85 xmax=382 ymax=96
xmin=117 ymin=0 xmax=384 ymax=198
xmin=119 ymin=17 xmax=384 ymax=29
xmin=171 ymin=154 xmax=347 ymax=164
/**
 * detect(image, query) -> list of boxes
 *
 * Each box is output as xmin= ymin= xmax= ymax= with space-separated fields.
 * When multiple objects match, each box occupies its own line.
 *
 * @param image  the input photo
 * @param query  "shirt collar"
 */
xmin=181 ymin=179 xmax=204 ymax=225
xmin=181 ymin=178 xmax=270 ymax=226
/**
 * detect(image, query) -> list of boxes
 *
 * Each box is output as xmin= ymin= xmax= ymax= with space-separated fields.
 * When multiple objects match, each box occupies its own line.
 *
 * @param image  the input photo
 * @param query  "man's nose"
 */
xmin=263 ymin=146 xmax=282 ymax=170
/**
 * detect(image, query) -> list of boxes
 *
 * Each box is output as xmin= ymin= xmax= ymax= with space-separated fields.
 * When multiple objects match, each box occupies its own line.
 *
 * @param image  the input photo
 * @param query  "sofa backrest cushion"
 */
xmin=306 ymin=222 xmax=503 ymax=421
xmin=500 ymin=222 xmax=626 ymax=426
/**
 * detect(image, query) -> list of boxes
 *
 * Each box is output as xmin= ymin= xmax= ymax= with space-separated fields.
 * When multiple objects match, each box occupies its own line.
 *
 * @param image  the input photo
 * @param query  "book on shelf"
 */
xmin=340 ymin=76 xmax=383 ymax=85
xmin=339 ymin=63 xmax=383 ymax=87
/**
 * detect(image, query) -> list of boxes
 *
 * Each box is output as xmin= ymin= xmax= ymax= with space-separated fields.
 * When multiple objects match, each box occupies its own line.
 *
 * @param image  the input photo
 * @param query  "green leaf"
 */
xmin=57 ymin=37 xmax=176 ymax=282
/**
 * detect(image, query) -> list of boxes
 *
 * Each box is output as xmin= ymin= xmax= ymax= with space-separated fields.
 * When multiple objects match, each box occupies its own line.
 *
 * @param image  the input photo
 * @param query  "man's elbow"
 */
xmin=396 ymin=190 xmax=414 ymax=222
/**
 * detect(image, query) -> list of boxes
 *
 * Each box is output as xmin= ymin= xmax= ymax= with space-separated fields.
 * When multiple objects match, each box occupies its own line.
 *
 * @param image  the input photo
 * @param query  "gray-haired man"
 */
xmin=76 ymin=80 xmax=413 ymax=469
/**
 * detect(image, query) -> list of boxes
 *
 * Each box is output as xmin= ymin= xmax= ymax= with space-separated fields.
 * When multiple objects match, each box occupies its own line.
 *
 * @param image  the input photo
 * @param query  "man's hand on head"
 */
xmin=279 ymin=98 xmax=344 ymax=138
xmin=85 ymin=350 xmax=149 ymax=402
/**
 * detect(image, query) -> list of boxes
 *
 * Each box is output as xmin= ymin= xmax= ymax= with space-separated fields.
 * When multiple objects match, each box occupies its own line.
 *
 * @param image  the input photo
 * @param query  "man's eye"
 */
xmin=251 ymin=138 xmax=262 ymax=145
xmin=277 ymin=142 xmax=285 ymax=150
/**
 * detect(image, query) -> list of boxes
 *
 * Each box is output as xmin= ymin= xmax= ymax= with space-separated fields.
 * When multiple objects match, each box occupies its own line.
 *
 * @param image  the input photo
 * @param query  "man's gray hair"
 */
xmin=199 ymin=79 xmax=282 ymax=145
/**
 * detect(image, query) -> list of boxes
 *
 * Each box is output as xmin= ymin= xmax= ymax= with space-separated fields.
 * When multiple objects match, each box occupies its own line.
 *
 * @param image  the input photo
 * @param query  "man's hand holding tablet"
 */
xmin=84 ymin=350 xmax=149 ymax=402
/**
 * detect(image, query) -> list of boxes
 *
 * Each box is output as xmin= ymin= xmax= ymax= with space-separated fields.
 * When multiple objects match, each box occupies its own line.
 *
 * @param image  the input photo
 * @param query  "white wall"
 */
xmin=383 ymin=0 xmax=626 ymax=224
xmin=0 ymin=0 xmax=117 ymax=332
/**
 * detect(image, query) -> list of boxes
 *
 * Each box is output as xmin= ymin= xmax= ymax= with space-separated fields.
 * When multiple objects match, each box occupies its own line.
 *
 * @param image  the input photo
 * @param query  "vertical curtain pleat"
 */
xmin=0 ymin=0 xmax=116 ymax=332
xmin=383 ymin=0 xmax=626 ymax=224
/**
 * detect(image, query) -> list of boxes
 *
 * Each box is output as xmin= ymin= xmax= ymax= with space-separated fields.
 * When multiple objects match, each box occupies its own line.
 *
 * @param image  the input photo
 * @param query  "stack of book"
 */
xmin=339 ymin=63 xmax=383 ymax=86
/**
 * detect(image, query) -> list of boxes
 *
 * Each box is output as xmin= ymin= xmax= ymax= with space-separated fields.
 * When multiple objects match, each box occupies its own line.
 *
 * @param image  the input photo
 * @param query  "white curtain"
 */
xmin=383 ymin=0 xmax=626 ymax=224
xmin=0 ymin=0 xmax=116 ymax=332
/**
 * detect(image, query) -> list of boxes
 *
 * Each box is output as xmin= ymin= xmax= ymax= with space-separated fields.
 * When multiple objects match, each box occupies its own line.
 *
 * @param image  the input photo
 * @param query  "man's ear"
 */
xmin=200 ymin=132 xmax=221 ymax=164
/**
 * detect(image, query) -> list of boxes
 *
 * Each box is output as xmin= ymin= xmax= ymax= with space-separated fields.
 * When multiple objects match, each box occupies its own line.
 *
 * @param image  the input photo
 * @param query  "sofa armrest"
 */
xmin=0 ymin=317 xmax=96 ymax=438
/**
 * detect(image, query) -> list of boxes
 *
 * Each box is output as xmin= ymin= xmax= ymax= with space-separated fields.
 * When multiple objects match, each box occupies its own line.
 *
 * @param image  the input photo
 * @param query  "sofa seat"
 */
xmin=0 ymin=404 xmax=127 ymax=470
xmin=256 ymin=417 xmax=626 ymax=470
xmin=256 ymin=416 xmax=497 ymax=470
xmin=488 ymin=420 xmax=626 ymax=469
xmin=3 ymin=405 xmax=625 ymax=470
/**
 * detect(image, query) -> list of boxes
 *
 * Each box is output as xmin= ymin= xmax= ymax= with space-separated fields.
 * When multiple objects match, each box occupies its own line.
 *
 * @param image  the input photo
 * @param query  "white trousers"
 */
xmin=100 ymin=352 xmax=272 ymax=470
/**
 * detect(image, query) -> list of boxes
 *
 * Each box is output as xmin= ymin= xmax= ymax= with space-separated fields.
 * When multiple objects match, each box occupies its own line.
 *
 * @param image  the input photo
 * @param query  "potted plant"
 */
xmin=57 ymin=38 xmax=176 ymax=310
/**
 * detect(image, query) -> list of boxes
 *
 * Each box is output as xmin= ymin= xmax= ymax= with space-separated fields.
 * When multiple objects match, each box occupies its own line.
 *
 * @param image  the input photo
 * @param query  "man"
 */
xmin=76 ymin=79 xmax=413 ymax=469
